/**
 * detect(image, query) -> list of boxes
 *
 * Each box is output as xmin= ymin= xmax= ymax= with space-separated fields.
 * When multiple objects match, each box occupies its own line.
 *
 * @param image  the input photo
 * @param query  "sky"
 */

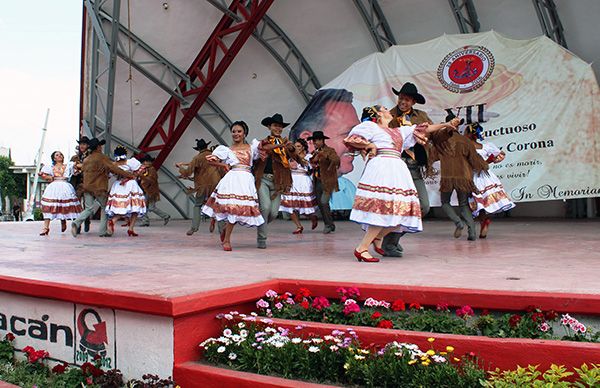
xmin=0 ymin=2 xmax=82 ymax=165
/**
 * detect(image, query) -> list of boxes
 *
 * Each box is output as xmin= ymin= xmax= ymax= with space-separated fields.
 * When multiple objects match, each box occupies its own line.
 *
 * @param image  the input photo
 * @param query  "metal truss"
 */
xmin=137 ymin=0 xmax=274 ymax=168
xmin=448 ymin=0 xmax=480 ymax=33
xmin=83 ymin=0 xmax=121 ymax=153
xmin=532 ymin=0 xmax=568 ymax=48
xmin=206 ymin=0 xmax=321 ymax=103
xmin=95 ymin=8 xmax=232 ymax=145
xmin=110 ymin=134 xmax=192 ymax=218
xmin=352 ymin=0 xmax=396 ymax=52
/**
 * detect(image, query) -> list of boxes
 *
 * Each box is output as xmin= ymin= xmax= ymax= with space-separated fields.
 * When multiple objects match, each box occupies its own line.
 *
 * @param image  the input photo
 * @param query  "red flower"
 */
xmin=377 ymin=320 xmax=394 ymax=329
xmin=544 ymin=310 xmax=558 ymax=321
xmin=298 ymin=287 xmax=312 ymax=298
xmin=525 ymin=305 xmax=538 ymax=313
xmin=509 ymin=314 xmax=522 ymax=328
xmin=312 ymin=296 xmax=330 ymax=311
xmin=300 ymin=300 xmax=310 ymax=309
xmin=436 ymin=303 xmax=449 ymax=312
xmin=4 ymin=333 xmax=15 ymax=342
xmin=531 ymin=312 xmax=545 ymax=323
xmin=52 ymin=362 xmax=69 ymax=374
xmin=371 ymin=311 xmax=383 ymax=320
xmin=481 ymin=309 xmax=490 ymax=316
xmin=22 ymin=346 xmax=34 ymax=354
xmin=408 ymin=302 xmax=421 ymax=310
xmin=346 ymin=287 xmax=361 ymax=298
xmin=343 ymin=302 xmax=360 ymax=315
xmin=455 ymin=305 xmax=474 ymax=318
xmin=81 ymin=362 xmax=104 ymax=377
xmin=391 ymin=300 xmax=405 ymax=311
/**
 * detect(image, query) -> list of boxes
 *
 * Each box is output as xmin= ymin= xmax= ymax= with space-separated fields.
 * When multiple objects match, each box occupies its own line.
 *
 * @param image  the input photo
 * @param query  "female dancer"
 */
xmin=465 ymin=123 xmax=515 ymax=238
xmin=344 ymin=106 xmax=454 ymax=262
xmin=202 ymin=121 xmax=264 ymax=251
xmin=279 ymin=138 xmax=318 ymax=234
xmin=38 ymin=151 xmax=82 ymax=235
xmin=105 ymin=146 xmax=147 ymax=236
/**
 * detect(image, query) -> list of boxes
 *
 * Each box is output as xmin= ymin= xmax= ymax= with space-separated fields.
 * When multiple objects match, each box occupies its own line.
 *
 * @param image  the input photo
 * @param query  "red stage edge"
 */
xmin=2 ymin=275 xmax=600 ymax=383
xmin=173 ymin=363 xmax=335 ymax=388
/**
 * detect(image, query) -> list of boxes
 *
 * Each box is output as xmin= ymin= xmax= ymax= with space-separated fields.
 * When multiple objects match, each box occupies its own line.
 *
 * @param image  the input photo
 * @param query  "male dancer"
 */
xmin=254 ymin=113 xmax=296 ymax=249
xmin=139 ymin=155 xmax=170 ymax=226
xmin=382 ymin=82 xmax=433 ymax=257
xmin=70 ymin=136 xmax=91 ymax=233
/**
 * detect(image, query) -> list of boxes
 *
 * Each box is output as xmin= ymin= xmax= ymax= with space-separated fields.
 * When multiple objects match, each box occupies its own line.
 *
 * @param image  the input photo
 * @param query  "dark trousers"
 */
xmin=314 ymin=180 xmax=334 ymax=228
xmin=440 ymin=190 xmax=475 ymax=234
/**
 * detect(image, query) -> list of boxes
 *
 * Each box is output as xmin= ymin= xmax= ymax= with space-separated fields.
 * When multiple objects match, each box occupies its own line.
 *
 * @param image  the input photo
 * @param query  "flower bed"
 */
xmin=198 ymin=313 xmax=600 ymax=387
xmin=0 ymin=334 xmax=177 ymax=388
xmin=253 ymin=287 xmax=600 ymax=343
xmin=200 ymin=314 xmax=486 ymax=387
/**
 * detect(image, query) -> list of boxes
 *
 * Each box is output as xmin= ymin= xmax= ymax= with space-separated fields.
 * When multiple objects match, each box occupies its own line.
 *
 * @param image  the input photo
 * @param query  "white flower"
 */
xmin=199 ymin=338 xmax=216 ymax=348
xmin=330 ymin=345 xmax=339 ymax=351
xmin=432 ymin=355 xmax=447 ymax=363
xmin=274 ymin=342 xmax=285 ymax=348
xmin=308 ymin=346 xmax=320 ymax=353
xmin=217 ymin=346 xmax=226 ymax=353
xmin=238 ymin=322 xmax=246 ymax=329
xmin=231 ymin=335 xmax=241 ymax=343
xmin=303 ymin=340 xmax=311 ymax=344
xmin=344 ymin=299 xmax=357 ymax=306
xmin=292 ymin=338 xmax=302 ymax=344
xmin=265 ymin=327 xmax=277 ymax=334
xmin=354 ymin=355 xmax=365 ymax=360
xmin=312 ymin=338 xmax=323 ymax=344
xmin=228 ymin=352 xmax=237 ymax=360
xmin=323 ymin=335 xmax=334 ymax=341
xmin=240 ymin=330 xmax=248 ymax=338
xmin=224 ymin=314 xmax=233 ymax=320
xmin=223 ymin=329 xmax=232 ymax=337
xmin=251 ymin=312 xmax=258 ymax=316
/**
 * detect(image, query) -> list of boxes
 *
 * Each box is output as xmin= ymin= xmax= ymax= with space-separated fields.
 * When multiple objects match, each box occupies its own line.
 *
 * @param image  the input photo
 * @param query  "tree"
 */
xmin=0 ymin=156 xmax=18 ymax=212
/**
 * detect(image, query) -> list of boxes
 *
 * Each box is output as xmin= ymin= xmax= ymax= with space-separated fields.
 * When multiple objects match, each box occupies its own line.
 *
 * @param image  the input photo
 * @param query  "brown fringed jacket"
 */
xmin=253 ymin=137 xmax=296 ymax=194
xmin=178 ymin=149 xmax=222 ymax=198
xmin=428 ymin=129 xmax=488 ymax=193
xmin=311 ymin=145 xmax=340 ymax=194
xmin=139 ymin=165 xmax=161 ymax=202
xmin=81 ymin=151 xmax=136 ymax=197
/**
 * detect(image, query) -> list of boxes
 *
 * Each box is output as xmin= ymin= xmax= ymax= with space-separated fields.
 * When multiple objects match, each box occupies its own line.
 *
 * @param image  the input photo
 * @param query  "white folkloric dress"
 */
xmin=40 ymin=163 xmax=82 ymax=220
xmin=105 ymin=158 xmax=147 ymax=217
xmin=344 ymin=121 xmax=422 ymax=233
xmin=469 ymin=142 xmax=515 ymax=216
xmin=202 ymin=141 xmax=265 ymax=227
xmin=279 ymin=153 xmax=317 ymax=215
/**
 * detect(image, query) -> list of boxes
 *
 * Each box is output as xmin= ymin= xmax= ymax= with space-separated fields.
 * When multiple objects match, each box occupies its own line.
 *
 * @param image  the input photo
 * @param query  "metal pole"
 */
xmin=25 ymin=109 xmax=50 ymax=220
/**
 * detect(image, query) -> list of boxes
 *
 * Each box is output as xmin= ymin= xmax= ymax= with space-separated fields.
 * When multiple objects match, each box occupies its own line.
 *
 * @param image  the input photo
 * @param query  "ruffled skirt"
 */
xmin=202 ymin=168 xmax=264 ymax=227
xmin=106 ymin=179 xmax=147 ymax=217
xmin=40 ymin=180 xmax=82 ymax=220
xmin=279 ymin=171 xmax=317 ymax=215
xmin=350 ymin=153 xmax=422 ymax=233
xmin=469 ymin=171 xmax=515 ymax=216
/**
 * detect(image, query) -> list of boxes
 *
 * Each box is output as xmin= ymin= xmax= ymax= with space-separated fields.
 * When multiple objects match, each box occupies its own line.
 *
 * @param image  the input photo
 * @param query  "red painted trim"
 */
xmin=174 ymin=362 xmax=334 ymax=388
xmin=270 ymin=318 xmax=600 ymax=372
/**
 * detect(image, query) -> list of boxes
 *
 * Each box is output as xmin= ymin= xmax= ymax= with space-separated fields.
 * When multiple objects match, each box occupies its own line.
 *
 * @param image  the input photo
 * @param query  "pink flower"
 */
xmin=343 ymin=302 xmax=360 ymax=315
xmin=455 ymin=305 xmax=474 ymax=318
xmin=274 ymin=302 xmax=283 ymax=310
xmin=265 ymin=289 xmax=278 ymax=298
xmin=285 ymin=298 xmax=295 ymax=305
xmin=364 ymin=297 xmax=379 ymax=307
xmin=436 ymin=303 xmax=449 ymax=311
xmin=379 ymin=300 xmax=390 ymax=309
xmin=312 ymin=296 xmax=330 ymax=311
xmin=256 ymin=299 xmax=269 ymax=309
xmin=538 ymin=322 xmax=550 ymax=332
xmin=347 ymin=287 xmax=360 ymax=298
xmin=344 ymin=298 xmax=357 ymax=306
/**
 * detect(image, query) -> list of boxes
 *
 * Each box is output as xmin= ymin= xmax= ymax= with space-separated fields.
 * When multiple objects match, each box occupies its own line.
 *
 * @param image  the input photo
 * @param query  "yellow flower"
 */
xmin=426 ymin=349 xmax=436 ymax=356
xmin=420 ymin=356 xmax=428 ymax=361
xmin=343 ymin=363 xmax=350 ymax=370
xmin=359 ymin=349 xmax=370 ymax=355
xmin=440 ymin=352 xmax=447 ymax=355
xmin=446 ymin=346 xmax=455 ymax=353
xmin=453 ymin=357 xmax=461 ymax=362
xmin=427 ymin=337 xmax=435 ymax=343
xmin=421 ymin=361 xmax=430 ymax=366
xmin=408 ymin=360 xmax=417 ymax=365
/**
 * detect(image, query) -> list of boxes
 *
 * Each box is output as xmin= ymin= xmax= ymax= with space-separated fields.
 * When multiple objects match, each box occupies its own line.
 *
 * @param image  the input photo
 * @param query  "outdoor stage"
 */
xmin=1 ymin=218 xmax=599 ymax=297
xmin=1 ymin=218 xmax=599 ymax=383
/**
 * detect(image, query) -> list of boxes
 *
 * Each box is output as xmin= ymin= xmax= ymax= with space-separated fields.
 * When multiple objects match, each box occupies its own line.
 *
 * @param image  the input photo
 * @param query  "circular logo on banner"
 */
xmin=437 ymin=45 xmax=495 ymax=93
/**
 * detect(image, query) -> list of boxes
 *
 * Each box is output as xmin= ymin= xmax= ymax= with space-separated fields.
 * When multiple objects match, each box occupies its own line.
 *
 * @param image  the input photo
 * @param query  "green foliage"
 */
xmin=482 ymin=363 xmax=600 ymax=387
xmin=33 ymin=207 xmax=44 ymax=221
xmin=0 ymin=339 xmax=14 ymax=363
xmin=0 ymin=156 xmax=18 ymax=210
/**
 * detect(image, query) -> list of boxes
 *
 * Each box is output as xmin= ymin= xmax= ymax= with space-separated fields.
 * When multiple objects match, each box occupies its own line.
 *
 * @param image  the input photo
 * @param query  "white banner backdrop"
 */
xmin=297 ymin=31 xmax=600 ymax=207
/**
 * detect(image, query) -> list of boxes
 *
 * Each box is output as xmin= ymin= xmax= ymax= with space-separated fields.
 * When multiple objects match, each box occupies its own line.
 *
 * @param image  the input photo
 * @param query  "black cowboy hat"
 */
xmin=445 ymin=112 xmax=465 ymax=125
xmin=193 ymin=138 xmax=211 ymax=151
xmin=392 ymin=82 xmax=426 ymax=104
xmin=306 ymin=130 xmax=330 ymax=141
xmin=88 ymin=137 xmax=106 ymax=150
xmin=77 ymin=136 xmax=90 ymax=144
xmin=261 ymin=113 xmax=290 ymax=128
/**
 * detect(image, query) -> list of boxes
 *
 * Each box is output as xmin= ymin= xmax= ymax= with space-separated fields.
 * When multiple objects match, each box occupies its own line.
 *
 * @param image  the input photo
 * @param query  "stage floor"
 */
xmin=1 ymin=218 xmax=599 ymax=298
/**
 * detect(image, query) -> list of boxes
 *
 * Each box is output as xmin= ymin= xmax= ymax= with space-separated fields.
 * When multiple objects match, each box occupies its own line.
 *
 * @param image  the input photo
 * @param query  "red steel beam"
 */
xmin=138 ymin=0 xmax=274 ymax=167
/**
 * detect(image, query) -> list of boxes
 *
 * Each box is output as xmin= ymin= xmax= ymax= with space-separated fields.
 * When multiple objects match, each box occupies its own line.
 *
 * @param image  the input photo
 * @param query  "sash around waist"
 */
xmin=231 ymin=165 xmax=252 ymax=172
xmin=376 ymin=148 xmax=402 ymax=159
